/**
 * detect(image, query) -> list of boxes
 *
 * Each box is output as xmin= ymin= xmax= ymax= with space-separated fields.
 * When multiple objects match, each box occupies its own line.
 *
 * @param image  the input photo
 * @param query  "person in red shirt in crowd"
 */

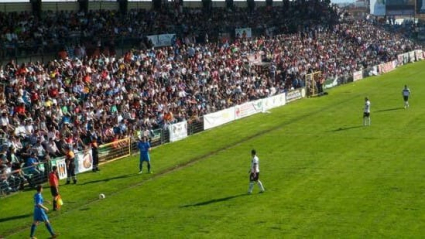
xmin=48 ymin=166 xmax=60 ymax=211
xmin=48 ymin=86 xmax=59 ymax=98
xmin=58 ymin=48 xmax=68 ymax=60
xmin=14 ymin=102 xmax=26 ymax=120
xmin=30 ymin=91 xmax=39 ymax=103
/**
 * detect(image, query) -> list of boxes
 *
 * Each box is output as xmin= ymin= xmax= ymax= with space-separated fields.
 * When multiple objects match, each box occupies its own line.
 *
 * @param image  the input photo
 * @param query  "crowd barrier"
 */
xmin=98 ymin=138 xmax=131 ymax=163
xmin=1 ymin=161 xmax=49 ymax=195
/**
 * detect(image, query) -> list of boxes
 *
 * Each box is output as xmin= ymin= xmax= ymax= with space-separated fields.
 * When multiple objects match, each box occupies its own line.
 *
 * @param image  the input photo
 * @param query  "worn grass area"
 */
xmin=1 ymin=62 xmax=425 ymax=238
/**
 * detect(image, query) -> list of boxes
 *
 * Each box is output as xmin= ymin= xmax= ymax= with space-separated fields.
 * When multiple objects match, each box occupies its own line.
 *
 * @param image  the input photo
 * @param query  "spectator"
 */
xmin=32 ymin=139 xmax=47 ymax=161
xmin=0 ymin=161 xmax=13 ymax=194
xmin=45 ymin=138 xmax=61 ymax=158
xmin=23 ymin=152 xmax=42 ymax=187
xmin=8 ymin=146 xmax=26 ymax=190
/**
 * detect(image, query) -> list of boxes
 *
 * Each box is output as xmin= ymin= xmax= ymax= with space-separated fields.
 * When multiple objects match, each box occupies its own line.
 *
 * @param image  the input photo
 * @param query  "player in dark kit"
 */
xmin=65 ymin=146 xmax=77 ymax=184
xmin=91 ymin=138 xmax=100 ymax=172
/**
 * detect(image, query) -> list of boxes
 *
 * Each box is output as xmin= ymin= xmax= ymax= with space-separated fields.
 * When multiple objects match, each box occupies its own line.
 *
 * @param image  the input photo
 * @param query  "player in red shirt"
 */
xmin=48 ymin=166 xmax=60 ymax=211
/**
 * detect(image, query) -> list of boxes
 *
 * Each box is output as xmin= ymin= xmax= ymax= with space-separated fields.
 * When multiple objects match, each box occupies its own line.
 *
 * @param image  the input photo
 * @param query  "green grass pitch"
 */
xmin=1 ymin=61 xmax=425 ymax=238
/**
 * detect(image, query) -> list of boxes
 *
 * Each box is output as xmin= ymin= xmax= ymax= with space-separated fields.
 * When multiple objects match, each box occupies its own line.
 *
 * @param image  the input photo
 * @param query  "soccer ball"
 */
xmin=99 ymin=193 xmax=106 ymax=199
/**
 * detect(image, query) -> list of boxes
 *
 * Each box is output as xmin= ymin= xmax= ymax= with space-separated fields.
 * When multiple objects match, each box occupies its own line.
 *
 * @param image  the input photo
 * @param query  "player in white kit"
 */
xmin=363 ymin=97 xmax=371 ymax=126
xmin=402 ymin=85 xmax=411 ymax=109
xmin=248 ymin=149 xmax=265 ymax=194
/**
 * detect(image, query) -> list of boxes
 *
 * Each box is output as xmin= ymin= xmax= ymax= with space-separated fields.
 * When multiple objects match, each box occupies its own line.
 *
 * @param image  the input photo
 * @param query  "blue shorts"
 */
xmin=140 ymin=154 xmax=150 ymax=162
xmin=34 ymin=208 xmax=48 ymax=222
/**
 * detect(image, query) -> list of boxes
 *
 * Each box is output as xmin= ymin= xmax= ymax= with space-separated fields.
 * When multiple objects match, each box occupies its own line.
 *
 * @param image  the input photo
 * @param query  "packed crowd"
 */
xmin=0 ymin=2 xmax=335 ymax=58
xmin=0 ymin=2 xmax=422 ymax=194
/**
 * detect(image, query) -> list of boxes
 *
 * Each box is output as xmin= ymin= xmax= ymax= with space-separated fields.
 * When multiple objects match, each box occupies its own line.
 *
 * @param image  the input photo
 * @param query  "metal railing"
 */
xmin=0 ymin=161 xmax=50 ymax=195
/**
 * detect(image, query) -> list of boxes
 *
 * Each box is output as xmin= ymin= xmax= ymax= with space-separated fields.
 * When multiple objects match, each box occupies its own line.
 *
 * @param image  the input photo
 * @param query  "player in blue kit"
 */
xmin=138 ymin=136 xmax=152 ymax=174
xmin=30 ymin=185 xmax=58 ymax=239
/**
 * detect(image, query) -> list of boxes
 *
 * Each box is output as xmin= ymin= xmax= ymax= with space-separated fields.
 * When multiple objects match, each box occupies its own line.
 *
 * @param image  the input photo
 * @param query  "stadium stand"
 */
xmin=0 ymin=1 xmax=422 ymax=195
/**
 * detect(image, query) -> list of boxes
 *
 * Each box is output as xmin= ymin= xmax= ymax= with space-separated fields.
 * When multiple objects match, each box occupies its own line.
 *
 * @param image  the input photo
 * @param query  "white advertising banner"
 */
xmin=263 ymin=93 xmax=286 ymax=111
xmin=147 ymin=34 xmax=176 ymax=47
xmin=234 ymin=99 xmax=263 ymax=120
xmin=324 ymin=77 xmax=338 ymax=89
xmin=409 ymin=51 xmax=416 ymax=62
xmin=75 ymin=150 xmax=93 ymax=174
xmin=169 ymin=121 xmax=188 ymax=142
xmin=402 ymin=53 xmax=409 ymax=64
xmin=235 ymin=28 xmax=252 ymax=38
xmin=415 ymin=50 xmax=424 ymax=60
xmin=51 ymin=158 xmax=67 ymax=180
xmin=286 ymin=88 xmax=303 ymax=103
xmin=397 ymin=54 xmax=404 ymax=65
xmin=204 ymin=107 xmax=235 ymax=130
xmin=248 ymin=51 xmax=263 ymax=65
xmin=378 ymin=61 xmax=396 ymax=74
xmin=370 ymin=0 xmax=386 ymax=16
xmin=353 ymin=70 xmax=363 ymax=82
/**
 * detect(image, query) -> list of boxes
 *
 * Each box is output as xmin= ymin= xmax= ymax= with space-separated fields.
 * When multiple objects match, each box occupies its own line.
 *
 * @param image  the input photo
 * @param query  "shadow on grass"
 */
xmin=330 ymin=125 xmax=363 ymax=132
xmin=181 ymin=193 xmax=247 ymax=208
xmin=77 ymin=174 xmax=137 ymax=186
xmin=0 ymin=213 xmax=31 ymax=223
xmin=375 ymin=107 xmax=404 ymax=113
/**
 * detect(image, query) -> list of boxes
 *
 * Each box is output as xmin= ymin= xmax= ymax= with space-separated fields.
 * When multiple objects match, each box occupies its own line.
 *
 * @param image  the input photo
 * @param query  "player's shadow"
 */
xmin=375 ymin=107 xmax=404 ymax=113
xmin=330 ymin=125 xmax=363 ymax=132
xmin=77 ymin=174 xmax=137 ymax=185
xmin=0 ymin=213 xmax=31 ymax=223
xmin=181 ymin=193 xmax=247 ymax=208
